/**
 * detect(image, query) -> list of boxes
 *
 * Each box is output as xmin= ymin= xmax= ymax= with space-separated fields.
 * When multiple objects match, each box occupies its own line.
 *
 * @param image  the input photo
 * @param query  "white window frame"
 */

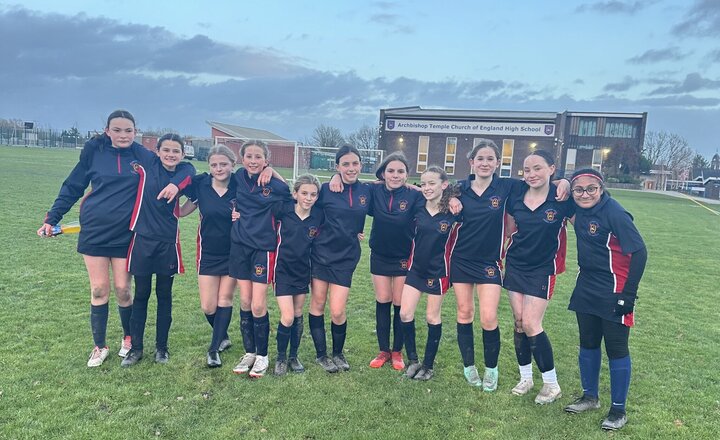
xmin=417 ymin=136 xmax=429 ymax=173
xmin=500 ymin=139 xmax=514 ymax=177
xmin=444 ymin=137 xmax=457 ymax=175
xmin=565 ymin=148 xmax=577 ymax=174
xmin=592 ymin=149 xmax=603 ymax=171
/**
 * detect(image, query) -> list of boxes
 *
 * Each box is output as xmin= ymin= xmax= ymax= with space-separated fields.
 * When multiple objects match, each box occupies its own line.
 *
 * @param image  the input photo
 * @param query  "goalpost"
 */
xmin=293 ymin=145 xmax=384 ymax=182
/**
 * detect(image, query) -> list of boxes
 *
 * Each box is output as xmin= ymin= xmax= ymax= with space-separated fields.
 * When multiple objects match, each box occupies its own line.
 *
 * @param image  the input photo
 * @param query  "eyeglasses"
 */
xmin=572 ymin=185 xmax=600 ymax=196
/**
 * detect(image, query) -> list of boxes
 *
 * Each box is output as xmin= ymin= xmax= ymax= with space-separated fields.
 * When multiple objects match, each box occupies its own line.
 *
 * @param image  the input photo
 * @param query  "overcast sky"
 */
xmin=1 ymin=0 xmax=718 ymax=155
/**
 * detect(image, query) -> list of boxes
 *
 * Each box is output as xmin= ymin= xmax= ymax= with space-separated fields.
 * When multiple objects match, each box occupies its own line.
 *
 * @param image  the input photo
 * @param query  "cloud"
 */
xmin=673 ymin=0 xmax=720 ymax=37
xmin=575 ymin=1 xmax=654 ymax=14
xmin=627 ymin=47 xmax=690 ymax=64
xmin=707 ymin=49 xmax=720 ymax=63
xmin=649 ymin=73 xmax=720 ymax=95
xmin=603 ymin=76 xmax=640 ymax=92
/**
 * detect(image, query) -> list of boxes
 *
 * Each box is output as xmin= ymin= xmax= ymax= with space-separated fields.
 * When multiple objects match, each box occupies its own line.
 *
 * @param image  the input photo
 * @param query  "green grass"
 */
xmin=1 ymin=145 xmax=719 ymax=439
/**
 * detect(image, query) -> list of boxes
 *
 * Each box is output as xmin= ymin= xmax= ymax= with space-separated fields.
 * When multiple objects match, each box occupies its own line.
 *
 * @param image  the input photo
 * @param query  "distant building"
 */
xmin=207 ymin=121 xmax=294 ymax=168
xmin=378 ymin=107 xmax=647 ymax=178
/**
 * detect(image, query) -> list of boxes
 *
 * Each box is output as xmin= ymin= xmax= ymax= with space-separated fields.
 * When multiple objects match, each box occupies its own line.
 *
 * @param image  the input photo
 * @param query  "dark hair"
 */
xmin=335 ymin=145 xmax=362 ymax=164
xmin=240 ymin=139 xmax=270 ymax=161
xmin=422 ymin=165 xmax=459 ymax=213
xmin=156 ymin=133 xmax=184 ymax=153
xmin=375 ymin=151 xmax=409 ymax=180
xmin=467 ymin=138 xmax=500 ymax=160
xmin=571 ymin=168 xmax=604 ymax=184
xmin=106 ymin=109 xmax=135 ymax=129
xmin=526 ymin=149 xmax=556 ymax=180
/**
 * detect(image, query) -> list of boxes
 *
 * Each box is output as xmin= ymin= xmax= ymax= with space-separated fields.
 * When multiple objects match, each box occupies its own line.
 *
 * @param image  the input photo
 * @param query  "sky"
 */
xmin=1 ymin=0 xmax=719 ymax=156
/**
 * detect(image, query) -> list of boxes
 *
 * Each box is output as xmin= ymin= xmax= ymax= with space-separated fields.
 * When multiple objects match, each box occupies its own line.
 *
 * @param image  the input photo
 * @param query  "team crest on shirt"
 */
xmin=588 ymin=221 xmax=600 ymax=236
xmin=437 ymin=220 xmax=451 ymax=234
xmin=484 ymin=266 xmax=497 ymax=278
xmin=130 ymin=162 xmax=141 ymax=174
xmin=400 ymin=259 xmax=409 ymax=270
xmin=359 ymin=195 xmax=367 ymax=206
xmin=261 ymin=187 xmax=272 ymax=198
xmin=308 ymin=226 xmax=318 ymax=239
xmin=489 ymin=196 xmax=502 ymax=210
xmin=254 ymin=264 xmax=266 ymax=276
xmin=543 ymin=209 xmax=558 ymax=224
xmin=399 ymin=200 xmax=409 ymax=211
xmin=427 ymin=279 xmax=435 ymax=287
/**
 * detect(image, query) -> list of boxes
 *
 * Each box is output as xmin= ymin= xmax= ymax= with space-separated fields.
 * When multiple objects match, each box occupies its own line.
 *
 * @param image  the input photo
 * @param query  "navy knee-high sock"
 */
xmin=528 ymin=331 xmax=555 ymax=373
xmin=609 ymin=355 xmax=632 ymax=413
xmin=239 ymin=310 xmax=256 ymax=353
xmin=375 ymin=301 xmax=392 ymax=353
xmin=90 ymin=303 xmax=109 ymax=348
xmin=579 ymin=347 xmax=601 ymax=398
xmin=457 ymin=322 xmax=475 ymax=367
xmin=392 ymin=305 xmax=403 ymax=352
xmin=276 ymin=322 xmax=292 ymax=361
xmin=482 ymin=327 xmax=501 ymax=369
xmin=254 ymin=313 xmax=270 ymax=357
xmin=401 ymin=320 xmax=418 ymax=361
xmin=205 ymin=312 xmax=215 ymax=328
xmin=309 ymin=313 xmax=327 ymax=358
xmin=130 ymin=275 xmax=152 ymax=351
xmin=423 ymin=323 xmax=442 ymax=369
xmin=118 ymin=305 xmax=132 ymax=338
xmin=210 ymin=306 xmax=232 ymax=352
xmin=331 ymin=321 xmax=347 ymax=356
xmin=514 ymin=331 xmax=532 ymax=366
xmin=155 ymin=275 xmax=174 ymax=351
xmin=289 ymin=315 xmax=304 ymax=358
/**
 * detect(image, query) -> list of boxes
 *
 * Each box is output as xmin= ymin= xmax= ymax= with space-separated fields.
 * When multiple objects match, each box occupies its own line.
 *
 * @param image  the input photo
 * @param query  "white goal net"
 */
xmin=293 ymin=145 xmax=384 ymax=182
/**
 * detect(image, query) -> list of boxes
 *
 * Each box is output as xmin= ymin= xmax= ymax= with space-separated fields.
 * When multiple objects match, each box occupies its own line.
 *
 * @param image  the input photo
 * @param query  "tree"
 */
xmin=311 ymin=124 xmax=344 ymax=148
xmin=692 ymin=153 xmax=709 ymax=169
xmin=346 ymin=124 xmax=379 ymax=150
xmin=642 ymin=131 xmax=693 ymax=177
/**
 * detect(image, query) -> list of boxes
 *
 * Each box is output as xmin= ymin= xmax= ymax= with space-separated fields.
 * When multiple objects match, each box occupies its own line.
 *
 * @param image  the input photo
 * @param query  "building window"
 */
xmin=578 ymin=118 xmax=597 ymax=136
xmin=444 ymin=137 xmax=457 ymax=175
xmin=605 ymin=121 xmax=637 ymax=138
xmin=592 ymin=149 xmax=603 ymax=171
xmin=500 ymin=139 xmax=514 ymax=177
xmin=566 ymin=149 xmax=577 ymax=174
xmin=417 ymin=136 xmax=429 ymax=173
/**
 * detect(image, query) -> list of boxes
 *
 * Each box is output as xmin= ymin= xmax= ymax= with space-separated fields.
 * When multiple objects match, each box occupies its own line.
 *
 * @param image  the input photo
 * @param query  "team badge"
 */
xmin=359 ymin=195 xmax=367 ymax=206
xmin=261 ymin=187 xmax=272 ymax=198
xmin=484 ymin=266 xmax=497 ymax=278
xmin=131 ymin=162 xmax=141 ymax=174
xmin=308 ymin=226 xmax=318 ymax=239
xmin=438 ymin=220 xmax=451 ymax=233
xmin=543 ymin=209 xmax=558 ymax=223
xmin=399 ymin=200 xmax=408 ymax=212
xmin=588 ymin=221 xmax=600 ymax=236
xmin=489 ymin=196 xmax=502 ymax=210
xmin=427 ymin=279 xmax=435 ymax=287
xmin=400 ymin=259 xmax=409 ymax=270
xmin=254 ymin=264 xmax=266 ymax=276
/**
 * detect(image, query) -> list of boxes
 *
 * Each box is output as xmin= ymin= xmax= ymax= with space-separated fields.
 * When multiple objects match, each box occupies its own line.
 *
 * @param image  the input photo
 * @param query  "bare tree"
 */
xmin=642 ymin=131 xmax=694 ymax=176
xmin=311 ymin=124 xmax=345 ymax=148
xmin=346 ymin=124 xmax=379 ymax=150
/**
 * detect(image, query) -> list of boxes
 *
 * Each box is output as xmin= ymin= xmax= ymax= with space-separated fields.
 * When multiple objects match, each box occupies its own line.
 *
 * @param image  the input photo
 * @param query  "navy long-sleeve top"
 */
xmin=368 ymin=184 xmax=425 ymax=260
xmin=44 ymin=135 xmax=190 ymax=251
xmin=312 ymin=181 xmax=372 ymax=270
xmin=183 ymin=173 xmax=237 ymax=256
xmin=230 ymin=168 xmax=291 ymax=251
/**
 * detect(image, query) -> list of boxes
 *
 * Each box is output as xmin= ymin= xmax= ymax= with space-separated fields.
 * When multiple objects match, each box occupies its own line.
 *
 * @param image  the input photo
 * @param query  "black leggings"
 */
xmin=576 ymin=312 xmax=630 ymax=359
xmin=130 ymin=275 xmax=174 ymax=351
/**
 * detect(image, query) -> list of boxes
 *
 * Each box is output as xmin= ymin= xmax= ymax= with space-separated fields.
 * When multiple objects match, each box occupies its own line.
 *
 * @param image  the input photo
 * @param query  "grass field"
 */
xmin=1 ymin=146 xmax=719 ymax=439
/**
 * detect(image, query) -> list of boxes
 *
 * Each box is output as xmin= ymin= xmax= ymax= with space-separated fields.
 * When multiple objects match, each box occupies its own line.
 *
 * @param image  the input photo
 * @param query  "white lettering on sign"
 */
xmin=386 ymin=119 xmax=555 ymax=137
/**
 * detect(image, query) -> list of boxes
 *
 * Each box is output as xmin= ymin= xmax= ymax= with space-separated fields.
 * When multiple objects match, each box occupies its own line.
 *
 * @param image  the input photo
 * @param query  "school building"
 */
xmin=378 ymin=107 xmax=647 ymax=178
xmin=207 ymin=121 xmax=295 ymax=168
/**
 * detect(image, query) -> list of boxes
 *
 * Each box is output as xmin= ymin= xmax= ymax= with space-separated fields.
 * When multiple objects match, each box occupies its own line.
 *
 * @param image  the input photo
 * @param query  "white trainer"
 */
xmin=249 ymin=355 xmax=269 ymax=378
xmin=87 ymin=346 xmax=110 ymax=367
xmin=511 ymin=378 xmax=535 ymax=396
xmin=232 ymin=352 xmax=256 ymax=374
xmin=118 ymin=336 xmax=132 ymax=358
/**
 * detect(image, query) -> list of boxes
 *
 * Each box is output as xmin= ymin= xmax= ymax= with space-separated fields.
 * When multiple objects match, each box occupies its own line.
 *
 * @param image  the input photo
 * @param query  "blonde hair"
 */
xmin=207 ymin=144 xmax=236 ymax=164
xmin=293 ymin=173 xmax=321 ymax=193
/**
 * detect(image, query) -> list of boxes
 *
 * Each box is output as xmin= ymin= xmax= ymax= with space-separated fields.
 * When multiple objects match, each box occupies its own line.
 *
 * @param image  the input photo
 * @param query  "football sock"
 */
xmin=514 ymin=330 xmax=532 ymax=367
xmin=210 ymin=306 xmax=232 ymax=352
xmin=331 ymin=321 xmax=347 ymax=356
xmin=239 ymin=310 xmax=256 ymax=353
xmin=482 ymin=327 xmax=501 ymax=369
xmin=289 ymin=315 xmax=304 ymax=358
xmin=579 ymin=347 xmax=601 ymax=398
xmin=90 ymin=303 xmax=109 ymax=348
xmin=375 ymin=301 xmax=391 ymax=353
xmin=392 ymin=304 xmax=404 ymax=352
xmin=401 ymin=320 xmax=418 ymax=361
xmin=457 ymin=322 xmax=475 ymax=367
xmin=309 ymin=313 xmax=327 ymax=358
xmin=609 ymin=355 xmax=631 ymax=413
xmin=423 ymin=323 xmax=442 ymax=369
xmin=276 ymin=322 xmax=291 ymax=361
xmin=528 ymin=331 xmax=555 ymax=374
xmin=253 ymin=313 xmax=270 ymax=357
xmin=118 ymin=304 xmax=132 ymax=337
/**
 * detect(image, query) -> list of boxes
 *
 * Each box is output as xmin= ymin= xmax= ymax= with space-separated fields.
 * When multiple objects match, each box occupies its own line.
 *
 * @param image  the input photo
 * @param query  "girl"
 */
xmin=38 ymin=110 xmax=184 ymax=367
xmin=503 ymin=150 xmax=574 ymax=404
xmin=179 ymin=145 xmax=238 ymax=368
xmin=366 ymin=152 xmax=424 ymax=371
xmin=450 ymin=139 xmax=569 ymax=391
xmin=271 ymin=174 xmax=324 ymax=376
xmin=121 ymin=133 xmax=195 ymax=366
xmin=230 ymin=140 xmax=291 ymax=378
xmin=310 ymin=145 xmax=372 ymax=373
xmin=400 ymin=166 xmax=460 ymax=381
xmin=564 ymin=168 xmax=646 ymax=431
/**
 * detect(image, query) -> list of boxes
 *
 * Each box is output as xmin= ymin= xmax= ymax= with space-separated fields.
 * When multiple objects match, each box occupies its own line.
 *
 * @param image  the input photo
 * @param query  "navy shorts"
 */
xmin=78 ymin=243 xmax=129 ymax=258
xmin=311 ymin=262 xmax=354 ymax=288
xmin=274 ymin=272 xmax=310 ymax=296
xmin=405 ymin=269 xmax=449 ymax=296
xmin=127 ymin=233 xmax=183 ymax=276
xmin=503 ymin=268 xmax=556 ymax=300
xmin=370 ymin=251 xmax=410 ymax=277
xmin=197 ymin=252 xmax=230 ymax=276
xmin=229 ymin=242 xmax=275 ymax=283
xmin=450 ymin=257 xmax=502 ymax=285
